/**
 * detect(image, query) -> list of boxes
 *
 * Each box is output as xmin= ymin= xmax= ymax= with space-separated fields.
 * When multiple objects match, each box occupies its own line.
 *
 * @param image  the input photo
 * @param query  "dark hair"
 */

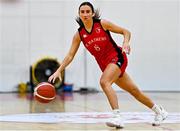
xmin=76 ymin=2 xmax=100 ymax=27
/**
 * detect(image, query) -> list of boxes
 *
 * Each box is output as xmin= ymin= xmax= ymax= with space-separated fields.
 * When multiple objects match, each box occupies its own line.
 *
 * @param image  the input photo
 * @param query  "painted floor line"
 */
xmin=0 ymin=112 xmax=179 ymax=124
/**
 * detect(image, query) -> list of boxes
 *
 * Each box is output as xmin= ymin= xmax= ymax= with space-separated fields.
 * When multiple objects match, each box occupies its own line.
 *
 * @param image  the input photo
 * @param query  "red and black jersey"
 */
xmin=78 ymin=19 xmax=128 ymax=75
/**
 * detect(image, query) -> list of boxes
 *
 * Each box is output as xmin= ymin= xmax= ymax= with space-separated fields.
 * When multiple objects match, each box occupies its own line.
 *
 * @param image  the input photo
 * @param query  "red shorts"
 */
xmin=96 ymin=50 xmax=128 ymax=77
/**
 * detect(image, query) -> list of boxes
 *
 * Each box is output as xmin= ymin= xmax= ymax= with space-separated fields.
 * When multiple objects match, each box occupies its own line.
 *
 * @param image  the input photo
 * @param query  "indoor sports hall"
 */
xmin=0 ymin=0 xmax=180 ymax=130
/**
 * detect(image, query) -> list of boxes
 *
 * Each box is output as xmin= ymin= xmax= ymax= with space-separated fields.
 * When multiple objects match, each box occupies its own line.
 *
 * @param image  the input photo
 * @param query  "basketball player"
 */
xmin=48 ymin=2 xmax=168 ymax=128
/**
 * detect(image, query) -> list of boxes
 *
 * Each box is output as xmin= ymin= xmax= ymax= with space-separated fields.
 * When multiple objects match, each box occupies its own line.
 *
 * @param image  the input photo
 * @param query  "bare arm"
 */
xmin=48 ymin=31 xmax=81 ymax=83
xmin=101 ymin=19 xmax=131 ymax=54
xmin=101 ymin=19 xmax=131 ymax=44
xmin=57 ymin=31 xmax=81 ymax=72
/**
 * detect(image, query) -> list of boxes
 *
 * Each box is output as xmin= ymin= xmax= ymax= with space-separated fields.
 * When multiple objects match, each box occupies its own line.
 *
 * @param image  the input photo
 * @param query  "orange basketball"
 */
xmin=34 ymin=82 xmax=56 ymax=103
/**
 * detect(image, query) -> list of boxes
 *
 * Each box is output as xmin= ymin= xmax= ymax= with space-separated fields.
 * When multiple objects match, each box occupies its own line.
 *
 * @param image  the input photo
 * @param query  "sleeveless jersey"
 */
xmin=78 ymin=19 xmax=128 ymax=75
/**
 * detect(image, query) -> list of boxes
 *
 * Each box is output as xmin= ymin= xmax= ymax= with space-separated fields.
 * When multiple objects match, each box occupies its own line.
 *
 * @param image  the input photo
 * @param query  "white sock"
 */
xmin=152 ymin=104 xmax=161 ymax=114
xmin=113 ymin=109 xmax=121 ymax=117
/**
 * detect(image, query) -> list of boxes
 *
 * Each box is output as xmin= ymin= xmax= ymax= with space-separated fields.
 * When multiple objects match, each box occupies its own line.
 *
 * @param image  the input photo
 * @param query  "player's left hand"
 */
xmin=122 ymin=42 xmax=131 ymax=55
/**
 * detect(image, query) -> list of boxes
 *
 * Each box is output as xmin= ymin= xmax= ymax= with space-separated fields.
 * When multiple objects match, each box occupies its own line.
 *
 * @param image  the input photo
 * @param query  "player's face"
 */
xmin=79 ymin=5 xmax=94 ymax=23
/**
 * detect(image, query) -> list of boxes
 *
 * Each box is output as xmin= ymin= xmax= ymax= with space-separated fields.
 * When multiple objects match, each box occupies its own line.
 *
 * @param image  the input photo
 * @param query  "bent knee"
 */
xmin=100 ymin=78 xmax=111 ymax=89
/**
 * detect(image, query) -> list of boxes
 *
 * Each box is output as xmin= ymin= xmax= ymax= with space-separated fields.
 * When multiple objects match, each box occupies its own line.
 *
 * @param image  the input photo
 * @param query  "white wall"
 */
xmin=0 ymin=0 xmax=179 ymax=92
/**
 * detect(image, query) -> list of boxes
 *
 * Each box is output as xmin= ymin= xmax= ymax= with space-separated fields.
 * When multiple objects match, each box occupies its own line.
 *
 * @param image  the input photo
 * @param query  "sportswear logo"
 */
xmin=117 ymin=62 xmax=121 ymax=66
xmin=83 ymin=34 xmax=88 ymax=38
xmin=95 ymin=27 xmax=101 ymax=33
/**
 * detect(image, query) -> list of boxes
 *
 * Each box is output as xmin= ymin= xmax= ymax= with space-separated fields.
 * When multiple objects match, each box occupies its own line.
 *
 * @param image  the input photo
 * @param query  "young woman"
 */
xmin=48 ymin=2 xmax=168 ymax=128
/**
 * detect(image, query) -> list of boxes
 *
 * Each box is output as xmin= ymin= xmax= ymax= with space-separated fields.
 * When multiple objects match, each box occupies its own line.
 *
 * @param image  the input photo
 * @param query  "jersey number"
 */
xmin=94 ymin=44 xmax=100 ymax=51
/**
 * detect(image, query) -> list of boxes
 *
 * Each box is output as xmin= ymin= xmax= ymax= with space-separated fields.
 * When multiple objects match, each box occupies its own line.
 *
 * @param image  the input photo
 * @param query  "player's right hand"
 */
xmin=48 ymin=70 xmax=62 ymax=84
xmin=122 ymin=42 xmax=131 ymax=55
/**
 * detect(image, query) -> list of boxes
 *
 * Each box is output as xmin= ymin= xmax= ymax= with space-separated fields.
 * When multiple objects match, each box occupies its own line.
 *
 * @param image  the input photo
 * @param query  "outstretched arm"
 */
xmin=101 ymin=19 xmax=131 ymax=54
xmin=48 ymin=31 xmax=81 ymax=83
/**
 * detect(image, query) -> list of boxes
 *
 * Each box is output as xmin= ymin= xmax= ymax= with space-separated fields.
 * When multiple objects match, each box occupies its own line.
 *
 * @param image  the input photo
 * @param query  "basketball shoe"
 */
xmin=106 ymin=109 xmax=124 ymax=128
xmin=152 ymin=105 xmax=168 ymax=126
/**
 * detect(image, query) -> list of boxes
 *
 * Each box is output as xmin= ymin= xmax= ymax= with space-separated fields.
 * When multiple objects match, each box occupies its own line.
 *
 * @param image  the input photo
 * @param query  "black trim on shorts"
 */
xmin=106 ymin=30 xmax=124 ymax=67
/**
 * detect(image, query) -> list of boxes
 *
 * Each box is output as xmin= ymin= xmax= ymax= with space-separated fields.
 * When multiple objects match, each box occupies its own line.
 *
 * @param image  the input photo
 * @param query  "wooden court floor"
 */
xmin=0 ymin=91 xmax=180 ymax=130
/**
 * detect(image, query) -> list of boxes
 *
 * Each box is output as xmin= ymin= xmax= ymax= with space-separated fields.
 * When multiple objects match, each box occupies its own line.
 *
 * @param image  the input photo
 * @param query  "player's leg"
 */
xmin=99 ymin=63 xmax=124 ymax=128
xmin=115 ymin=72 xmax=168 ymax=126
xmin=115 ymin=72 xmax=154 ymax=108
xmin=100 ymin=63 xmax=121 ymax=109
